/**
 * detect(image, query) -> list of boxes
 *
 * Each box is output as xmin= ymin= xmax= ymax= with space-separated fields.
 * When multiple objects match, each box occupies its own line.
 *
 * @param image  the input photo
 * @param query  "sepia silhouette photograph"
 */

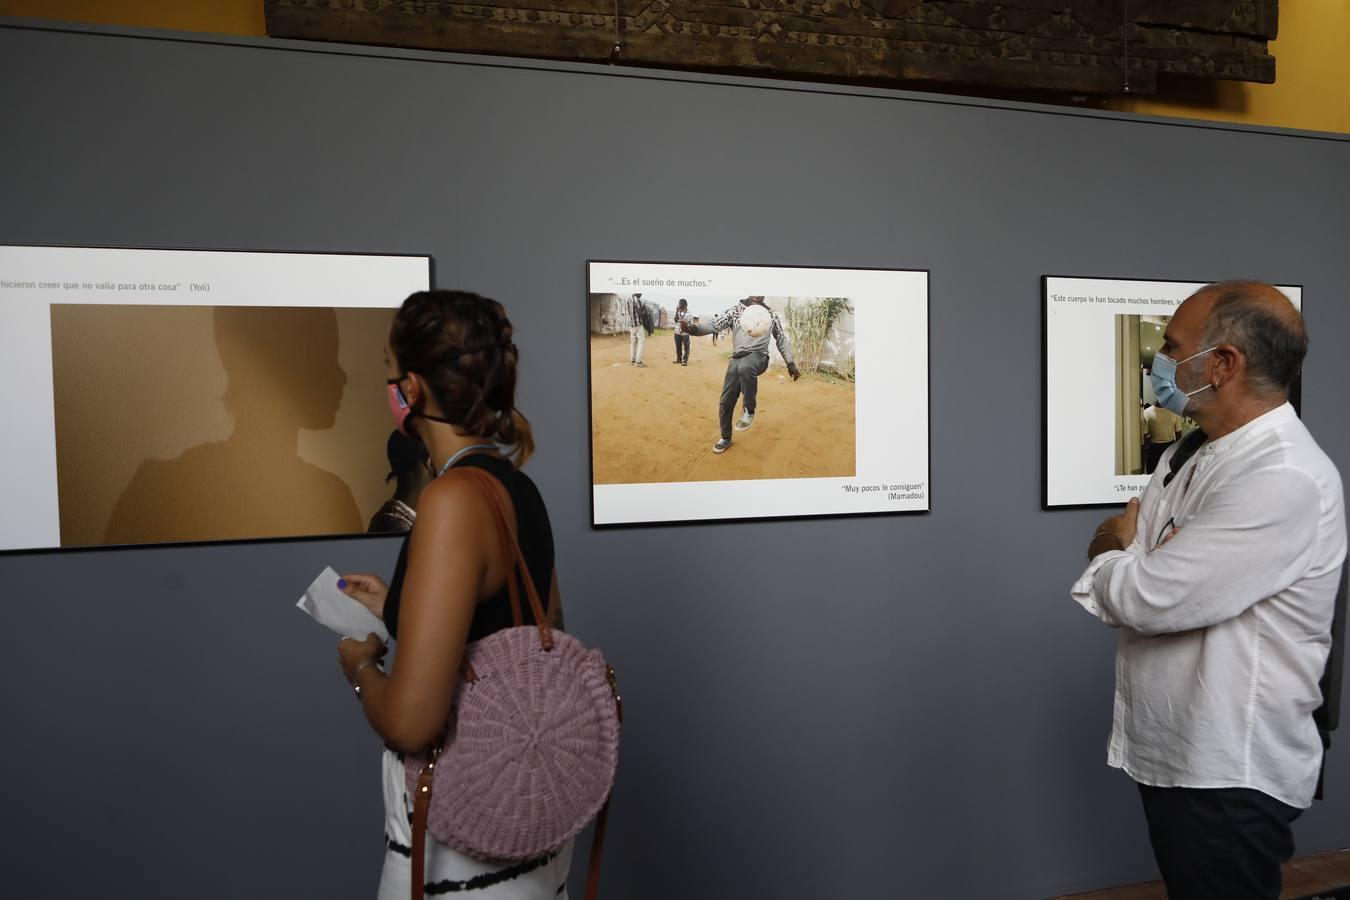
xmin=50 ymin=304 xmax=399 ymax=547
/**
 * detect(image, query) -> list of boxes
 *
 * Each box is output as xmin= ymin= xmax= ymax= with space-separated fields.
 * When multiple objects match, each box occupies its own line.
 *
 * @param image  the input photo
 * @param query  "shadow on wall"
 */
xmin=50 ymin=304 xmax=395 ymax=547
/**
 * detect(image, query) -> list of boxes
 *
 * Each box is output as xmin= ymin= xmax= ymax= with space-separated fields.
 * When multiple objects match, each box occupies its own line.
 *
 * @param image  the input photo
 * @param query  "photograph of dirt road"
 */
xmin=589 ymin=292 xmax=856 ymax=485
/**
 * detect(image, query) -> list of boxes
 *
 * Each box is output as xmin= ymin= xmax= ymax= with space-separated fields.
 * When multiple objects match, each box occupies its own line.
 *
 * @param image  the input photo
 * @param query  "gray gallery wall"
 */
xmin=2 ymin=19 xmax=1349 ymax=899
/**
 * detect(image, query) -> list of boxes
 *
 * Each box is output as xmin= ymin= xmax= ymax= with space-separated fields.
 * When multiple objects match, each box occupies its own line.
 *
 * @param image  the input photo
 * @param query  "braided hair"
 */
xmin=389 ymin=290 xmax=535 ymax=466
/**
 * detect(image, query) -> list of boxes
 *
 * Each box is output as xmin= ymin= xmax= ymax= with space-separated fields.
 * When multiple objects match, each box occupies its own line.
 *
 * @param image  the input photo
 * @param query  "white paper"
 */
xmin=296 ymin=566 xmax=390 ymax=642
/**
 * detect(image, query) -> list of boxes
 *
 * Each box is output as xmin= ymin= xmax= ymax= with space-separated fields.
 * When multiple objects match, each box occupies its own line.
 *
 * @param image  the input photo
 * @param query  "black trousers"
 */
xmin=718 ymin=351 xmax=768 ymax=439
xmin=674 ymin=333 xmax=690 ymax=362
xmin=1138 ymin=784 xmax=1301 ymax=900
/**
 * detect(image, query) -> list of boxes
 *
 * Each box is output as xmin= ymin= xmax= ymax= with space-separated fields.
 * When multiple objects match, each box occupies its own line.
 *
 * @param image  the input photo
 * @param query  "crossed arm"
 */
xmin=1081 ymin=467 xmax=1319 ymax=635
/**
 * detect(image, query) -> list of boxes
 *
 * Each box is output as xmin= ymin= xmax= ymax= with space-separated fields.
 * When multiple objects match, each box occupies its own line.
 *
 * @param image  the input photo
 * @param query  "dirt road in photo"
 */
xmin=590 ymin=333 xmax=856 ymax=485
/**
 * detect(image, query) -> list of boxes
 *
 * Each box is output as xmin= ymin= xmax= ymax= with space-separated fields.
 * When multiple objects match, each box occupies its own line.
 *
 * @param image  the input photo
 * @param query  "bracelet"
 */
xmin=351 ymin=659 xmax=379 ymax=698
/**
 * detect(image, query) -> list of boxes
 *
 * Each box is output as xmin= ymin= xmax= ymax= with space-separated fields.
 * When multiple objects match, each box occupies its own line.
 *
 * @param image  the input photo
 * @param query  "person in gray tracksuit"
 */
xmin=682 ymin=296 xmax=800 ymax=453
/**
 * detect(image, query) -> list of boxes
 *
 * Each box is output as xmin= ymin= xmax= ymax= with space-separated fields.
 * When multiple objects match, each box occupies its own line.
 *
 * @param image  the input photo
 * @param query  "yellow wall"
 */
xmin=3 ymin=0 xmax=1346 ymax=132
xmin=1108 ymin=0 xmax=1350 ymax=134
xmin=0 ymin=0 xmax=263 ymax=36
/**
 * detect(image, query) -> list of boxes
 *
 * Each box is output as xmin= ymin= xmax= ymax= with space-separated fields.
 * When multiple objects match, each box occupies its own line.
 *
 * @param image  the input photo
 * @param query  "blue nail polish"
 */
xmin=337 ymin=578 xmax=348 ymax=590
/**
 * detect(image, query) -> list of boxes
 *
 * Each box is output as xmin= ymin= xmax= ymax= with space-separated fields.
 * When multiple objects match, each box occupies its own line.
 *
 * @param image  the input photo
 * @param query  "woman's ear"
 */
xmin=402 ymin=372 xmax=423 ymax=408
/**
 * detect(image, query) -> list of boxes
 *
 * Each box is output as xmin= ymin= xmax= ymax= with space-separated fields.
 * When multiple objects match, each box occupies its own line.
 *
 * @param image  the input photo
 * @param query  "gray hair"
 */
xmin=1201 ymin=281 xmax=1307 ymax=395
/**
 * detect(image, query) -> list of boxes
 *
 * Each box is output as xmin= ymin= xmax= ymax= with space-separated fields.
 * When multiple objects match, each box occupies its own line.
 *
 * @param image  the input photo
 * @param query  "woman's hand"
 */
xmin=338 ymin=573 xmax=389 ymax=619
xmin=338 ymin=633 xmax=387 ymax=684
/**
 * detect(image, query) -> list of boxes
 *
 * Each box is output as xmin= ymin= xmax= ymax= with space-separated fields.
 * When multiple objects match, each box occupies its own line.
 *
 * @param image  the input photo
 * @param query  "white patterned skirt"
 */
xmin=377 ymin=748 xmax=574 ymax=899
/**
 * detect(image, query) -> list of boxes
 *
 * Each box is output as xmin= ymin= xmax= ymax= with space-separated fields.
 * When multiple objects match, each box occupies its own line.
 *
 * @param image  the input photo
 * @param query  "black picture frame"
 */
xmin=586 ymin=258 xmax=932 ymax=529
xmin=0 ymin=242 xmax=434 ymax=557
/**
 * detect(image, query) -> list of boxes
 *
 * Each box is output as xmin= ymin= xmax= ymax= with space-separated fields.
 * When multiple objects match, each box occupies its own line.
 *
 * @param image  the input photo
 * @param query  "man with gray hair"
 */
xmin=1071 ymin=281 xmax=1346 ymax=899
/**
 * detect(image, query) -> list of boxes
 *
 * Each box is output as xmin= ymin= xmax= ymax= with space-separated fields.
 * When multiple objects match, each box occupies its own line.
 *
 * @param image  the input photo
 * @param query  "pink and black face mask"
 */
xmin=386 ymin=377 xmax=414 ymax=436
xmin=386 ymin=374 xmax=458 ymax=436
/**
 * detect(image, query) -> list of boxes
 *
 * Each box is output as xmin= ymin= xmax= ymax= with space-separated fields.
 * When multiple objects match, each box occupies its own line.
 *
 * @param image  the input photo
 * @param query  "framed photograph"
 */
xmin=587 ymin=260 xmax=930 ymax=527
xmin=1043 ymin=275 xmax=1303 ymax=509
xmin=0 ymin=244 xmax=432 ymax=552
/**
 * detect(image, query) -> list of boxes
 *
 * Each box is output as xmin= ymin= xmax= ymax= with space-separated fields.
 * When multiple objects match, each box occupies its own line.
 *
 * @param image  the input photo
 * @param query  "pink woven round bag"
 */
xmin=404 ymin=468 xmax=621 ymax=867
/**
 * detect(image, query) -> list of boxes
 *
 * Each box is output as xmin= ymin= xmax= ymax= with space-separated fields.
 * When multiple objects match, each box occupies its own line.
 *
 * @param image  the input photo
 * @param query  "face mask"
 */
xmin=1150 ymin=347 xmax=1216 ymax=415
xmin=387 ymin=373 xmax=458 ymax=437
xmin=386 ymin=377 xmax=414 ymax=436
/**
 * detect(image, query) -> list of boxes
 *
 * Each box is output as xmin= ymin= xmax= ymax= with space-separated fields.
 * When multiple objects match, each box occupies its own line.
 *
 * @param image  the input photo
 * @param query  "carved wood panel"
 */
xmin=264 ymin=1 xmax=1278 ymax=95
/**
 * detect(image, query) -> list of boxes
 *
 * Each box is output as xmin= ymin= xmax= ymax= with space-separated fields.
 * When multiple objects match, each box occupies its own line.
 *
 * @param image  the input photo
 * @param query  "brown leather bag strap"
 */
xmin=471 ymin=468 xmax=543 ymax=632
xmin=410 ymin=761 xmax=435 ymax=900
xmin=584 ymin=668 xmax=623 ymax=900
xmin=547 ymin=566 xmax=563 ymax=628
xmin=449 ymin=468 xmax=553 ymax=647
xmin=479 ymin=470 xmax=552 ymax=640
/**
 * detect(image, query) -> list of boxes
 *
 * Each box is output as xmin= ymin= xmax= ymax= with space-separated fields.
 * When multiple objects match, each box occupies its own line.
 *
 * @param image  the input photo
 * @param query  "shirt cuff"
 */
xmin=1070 ymin=548 xmax=1133 ymax=623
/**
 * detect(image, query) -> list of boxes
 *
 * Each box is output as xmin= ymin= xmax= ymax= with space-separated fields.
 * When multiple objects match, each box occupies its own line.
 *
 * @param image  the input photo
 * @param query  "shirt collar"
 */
xmin=1206 ymin=401 xmax=1297 ymax=454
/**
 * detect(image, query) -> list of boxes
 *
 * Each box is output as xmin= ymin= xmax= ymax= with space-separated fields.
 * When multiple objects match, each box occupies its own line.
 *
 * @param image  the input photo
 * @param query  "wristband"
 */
xmin=351 ymin=659 xmax=378 ymax=698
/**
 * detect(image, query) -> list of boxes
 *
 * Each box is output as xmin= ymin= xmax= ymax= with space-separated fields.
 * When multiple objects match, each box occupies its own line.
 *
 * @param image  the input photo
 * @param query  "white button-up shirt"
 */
xmin=1072 ymin=403 xmax=1346 ymax=808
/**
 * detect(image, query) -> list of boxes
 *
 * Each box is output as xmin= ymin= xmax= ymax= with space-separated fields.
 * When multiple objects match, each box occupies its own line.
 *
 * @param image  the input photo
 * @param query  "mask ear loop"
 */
xmin=397 ymin=339 xmax=506 ymax=437
xmin=1182 ymin=346 xmax=1219 ymax=398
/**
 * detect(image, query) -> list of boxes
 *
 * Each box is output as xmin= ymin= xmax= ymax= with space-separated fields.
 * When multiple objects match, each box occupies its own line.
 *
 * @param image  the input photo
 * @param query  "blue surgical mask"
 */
xmin=1150 ymin=347 xmax=1216 ymax=415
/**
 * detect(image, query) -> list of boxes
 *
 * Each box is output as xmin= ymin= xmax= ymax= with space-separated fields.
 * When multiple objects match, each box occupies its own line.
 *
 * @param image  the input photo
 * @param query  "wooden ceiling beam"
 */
xmin=265 ymin=1 xmax=1279 ymax=96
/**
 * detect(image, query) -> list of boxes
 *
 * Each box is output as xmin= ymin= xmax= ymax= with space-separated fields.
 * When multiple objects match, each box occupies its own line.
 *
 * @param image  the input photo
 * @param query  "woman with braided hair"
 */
xmin=331 ymin=290 xmax=574 ymax=898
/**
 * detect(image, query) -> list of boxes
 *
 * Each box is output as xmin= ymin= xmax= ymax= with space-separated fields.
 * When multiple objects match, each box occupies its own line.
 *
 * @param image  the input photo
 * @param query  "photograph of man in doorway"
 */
xmin=682 ymin=296 xmax=800 ymax=453
xmin=1142 ymin=400 xmax=1184 ymax=475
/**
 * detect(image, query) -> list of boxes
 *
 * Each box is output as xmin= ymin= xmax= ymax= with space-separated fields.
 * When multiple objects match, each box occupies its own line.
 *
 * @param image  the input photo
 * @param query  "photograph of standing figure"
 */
xmin=682 ymin=296 xmax=801 ymax=453
xmin=588 ymin=260 xmax=928 ymax=525
xmin=673 ymin=299 xmax=691 ymax=366
xmin=588 ymin=288 xmax=856 ymax=485
xmin=627 ymin=291 xmax=662 ymax=367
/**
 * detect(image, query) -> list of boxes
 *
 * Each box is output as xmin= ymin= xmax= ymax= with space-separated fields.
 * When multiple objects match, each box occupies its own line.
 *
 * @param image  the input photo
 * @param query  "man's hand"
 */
xmin=1098 ymin=496 xmax=1140 ymax=546
xmin=787 ymin=363 xmax=801 ymax=382
xmin=1087 ymin=497 xmax=1139 ymax=559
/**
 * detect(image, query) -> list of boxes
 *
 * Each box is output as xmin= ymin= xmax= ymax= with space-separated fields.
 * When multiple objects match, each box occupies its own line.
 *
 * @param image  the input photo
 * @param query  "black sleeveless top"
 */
xmin=382 ymin=454 xmax=555 ymax=642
